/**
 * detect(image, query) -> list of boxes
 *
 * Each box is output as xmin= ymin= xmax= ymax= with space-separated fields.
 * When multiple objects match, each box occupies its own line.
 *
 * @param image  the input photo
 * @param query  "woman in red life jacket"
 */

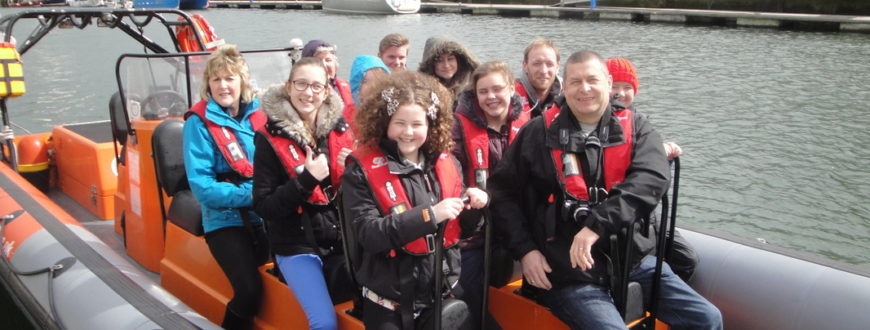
xmin=182 ymin=44 xmax=269 ymax=330
xmin=341 ymin=71 xmax=488 ymax=329
xmin=451 ymin=60 xmax=531 ymax=329
xmin=252 ymin=57 xmax=354 ymax=330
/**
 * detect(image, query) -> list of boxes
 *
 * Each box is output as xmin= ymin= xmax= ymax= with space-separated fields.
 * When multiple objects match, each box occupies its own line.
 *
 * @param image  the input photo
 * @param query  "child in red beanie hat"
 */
xmin=606 ymin=57 xmax=698 ymax=283
xmin=605 ymin=57 xmax=639 ymax=109
xmin=606 ymin=57 xmax=682 ymax=160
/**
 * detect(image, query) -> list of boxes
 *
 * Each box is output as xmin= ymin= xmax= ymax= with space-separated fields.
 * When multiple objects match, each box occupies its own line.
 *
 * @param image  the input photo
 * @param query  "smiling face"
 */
xmin=476 ymin=72 xmax=514 ymax=126
xmin=379 ymin=45 xmax=409 ymax=70
xmin=563 ymin=58 xmax=612 ymax=124
xmin=522 ymin=45 xmax=559 ymax=94
xmin=314 ymin=51 xmax=338 ymax=80
xmin=387 ymin=103 xmax=429 ymax=163
xmin=610 ymin=81 xmax=635 ymax=107
xmin=285 ymin=64 xmax=328 ymax=122
xmin=434 ymin=53 xmax=458 ymax=81
xmin=208 ymin=69 xmax=242 ymax=113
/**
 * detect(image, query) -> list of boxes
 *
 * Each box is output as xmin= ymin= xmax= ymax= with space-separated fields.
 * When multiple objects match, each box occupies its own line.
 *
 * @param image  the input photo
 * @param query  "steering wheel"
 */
xmin=141 ymin=90 xmax=188 ymax=120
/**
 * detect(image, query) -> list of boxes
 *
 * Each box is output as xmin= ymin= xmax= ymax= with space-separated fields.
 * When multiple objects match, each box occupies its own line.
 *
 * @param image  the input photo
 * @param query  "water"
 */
xmin=1 ymin=8 xmax=868 ymax=271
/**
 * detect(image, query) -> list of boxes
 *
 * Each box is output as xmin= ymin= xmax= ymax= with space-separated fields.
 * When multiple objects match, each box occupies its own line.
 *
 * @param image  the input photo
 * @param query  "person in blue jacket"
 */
xmin=344 ymin=55 xmax=390 ymax=131
xmin=183 ymin=44 xmax=269 ymax=330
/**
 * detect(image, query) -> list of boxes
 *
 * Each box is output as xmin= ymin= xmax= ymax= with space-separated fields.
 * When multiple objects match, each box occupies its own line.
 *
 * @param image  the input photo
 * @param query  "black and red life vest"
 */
xmin=258 ymin=123 xmax=354 ymax=206
xmin=354 ymin=148 xmax=463 ymax=256
xmin=514 ymin=80 xmax=532 ymax=112
xmin=185 ymin=99 xmax=266 ymax=179
xmin=543 ymin=105 xmax=632 ymax=201
xmin=456 ymin=110 xmax=530 ymax=189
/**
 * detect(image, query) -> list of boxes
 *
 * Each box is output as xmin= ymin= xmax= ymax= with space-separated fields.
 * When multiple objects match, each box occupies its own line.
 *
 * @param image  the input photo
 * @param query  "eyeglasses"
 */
xmin=291 ymin=80 xmax=327 ymax=93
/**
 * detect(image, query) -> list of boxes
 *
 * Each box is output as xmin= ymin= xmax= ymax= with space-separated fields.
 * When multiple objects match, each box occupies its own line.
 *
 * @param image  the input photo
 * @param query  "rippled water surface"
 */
xmin=2 ymin=8 xmax=869 ymax=267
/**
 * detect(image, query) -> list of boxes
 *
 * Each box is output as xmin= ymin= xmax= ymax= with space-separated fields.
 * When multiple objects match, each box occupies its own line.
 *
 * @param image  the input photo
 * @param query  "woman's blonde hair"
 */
xmin=200 ymin=44 xmax=255 ymax=104
xmin=355 ymin=71 xmax=455 ymax=154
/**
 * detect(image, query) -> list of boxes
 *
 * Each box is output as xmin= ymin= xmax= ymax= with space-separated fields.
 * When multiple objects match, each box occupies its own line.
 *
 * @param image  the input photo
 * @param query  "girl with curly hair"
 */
xmin=341 ymin=71 xmax=488 ymax=329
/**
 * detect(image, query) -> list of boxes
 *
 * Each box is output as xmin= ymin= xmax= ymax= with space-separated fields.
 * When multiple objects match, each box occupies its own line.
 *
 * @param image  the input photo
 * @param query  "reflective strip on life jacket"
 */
xmin=185 ymin=100 xmax=265 ymax=179
xmin=258 ymin=124 xmax=354 ymax=206
xmin=354 ymin=149 xmax=462 ymax=256
xmin=456 ymin=110 xmax=529 ymax=188
xmin=543 ymin=106 xmax=632 ymax=200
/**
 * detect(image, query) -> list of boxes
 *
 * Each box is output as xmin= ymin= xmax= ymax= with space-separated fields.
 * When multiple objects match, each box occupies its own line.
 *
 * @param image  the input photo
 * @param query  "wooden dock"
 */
xmin=208 ymin=1 xmax=870 ymax=33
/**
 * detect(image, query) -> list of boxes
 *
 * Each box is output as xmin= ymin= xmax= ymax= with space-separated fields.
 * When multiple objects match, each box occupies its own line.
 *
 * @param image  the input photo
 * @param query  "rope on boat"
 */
xmin=1 ymin=210 xmax=74 ymax=329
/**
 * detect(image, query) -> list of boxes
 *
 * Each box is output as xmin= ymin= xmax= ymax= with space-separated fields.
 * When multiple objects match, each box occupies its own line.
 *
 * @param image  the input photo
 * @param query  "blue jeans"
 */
xmin=276 ymin=254 xmax=338 ymax=330
xmin=539 ymin=257 xmax=722 ymax=330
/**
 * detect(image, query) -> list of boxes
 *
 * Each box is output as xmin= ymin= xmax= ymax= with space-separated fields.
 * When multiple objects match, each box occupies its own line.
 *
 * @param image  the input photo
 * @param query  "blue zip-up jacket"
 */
xmin=349 ymin=55 xmax=390 ymax=105
xmin=183 ymin=98 xmax=263 ymax=233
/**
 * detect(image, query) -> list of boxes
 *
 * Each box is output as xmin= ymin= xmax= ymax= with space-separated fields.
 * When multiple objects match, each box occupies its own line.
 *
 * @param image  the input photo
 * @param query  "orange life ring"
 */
xmin=175 ymin=14 xmax=225 ymax=53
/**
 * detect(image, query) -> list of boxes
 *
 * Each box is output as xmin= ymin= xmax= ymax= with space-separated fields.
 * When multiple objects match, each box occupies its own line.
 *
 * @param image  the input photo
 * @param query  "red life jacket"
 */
xmin=185 ymin=99 xmax=266 ymax=179
xmin=342 ymin=103 xmax=358 ymax=134
xmin=258 ymin=124 xmax=354 ymax=206
xmin=513 ymin=81 xmax=533 ymax=113
xmin=543 ymin=106 xmax=632 ymax=201
xmin=354 ymin=148 xmax=463 ymax=256
xmin=456 ymin=109 xmax=530 ymax=189
xmin=334 ymin=77 xmax=354 ymax=108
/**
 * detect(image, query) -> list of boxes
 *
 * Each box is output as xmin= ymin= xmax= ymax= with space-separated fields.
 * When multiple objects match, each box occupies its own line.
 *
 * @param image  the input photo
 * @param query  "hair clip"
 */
xmin=382 ymin=88 xmax=399 ymax=116
xmin=427 ymin=91 xmax=440 ymax=120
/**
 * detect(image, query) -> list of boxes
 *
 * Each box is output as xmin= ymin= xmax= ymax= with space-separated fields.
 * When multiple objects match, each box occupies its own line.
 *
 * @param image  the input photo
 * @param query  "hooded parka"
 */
xmin=418 ymin=36 xmax=480 ymax=98
xmin=252 ymin=83 xmax=350 ymax=256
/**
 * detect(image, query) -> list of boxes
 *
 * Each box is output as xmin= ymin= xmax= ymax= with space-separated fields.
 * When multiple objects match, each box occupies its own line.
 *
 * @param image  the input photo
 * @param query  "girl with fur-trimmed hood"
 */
xmin=418 ymin=36 xmax=480 ymax=99
xmin=252 ymin=57 xmax=354 ymax=330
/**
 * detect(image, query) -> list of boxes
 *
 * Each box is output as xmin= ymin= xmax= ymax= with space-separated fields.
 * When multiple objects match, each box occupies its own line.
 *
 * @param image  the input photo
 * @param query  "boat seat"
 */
xmin=152 ymin=118 xmax=203 ymax=236
xmin=109 ymin=92 xmax=129 ymax=146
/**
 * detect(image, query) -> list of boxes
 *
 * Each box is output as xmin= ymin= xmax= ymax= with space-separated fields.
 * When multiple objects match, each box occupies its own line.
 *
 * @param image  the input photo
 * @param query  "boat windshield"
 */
xmin=115 ymin=49 xmax=294 ymax=124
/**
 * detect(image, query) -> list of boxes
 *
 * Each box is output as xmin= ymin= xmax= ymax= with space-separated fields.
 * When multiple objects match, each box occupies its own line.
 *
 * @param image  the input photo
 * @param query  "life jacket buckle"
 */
xmin=322 ymin=185 xmax=337 ymax=202
xmin=588 ymin=186 xmax=608 ymax=204
xmin=425 ymin=234 xmax=436 ymax=254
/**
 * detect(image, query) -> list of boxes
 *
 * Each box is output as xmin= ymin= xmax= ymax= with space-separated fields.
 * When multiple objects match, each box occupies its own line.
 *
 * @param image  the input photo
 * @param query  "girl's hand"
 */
xmin=431 ymin=198 xmax=464 ymax=224
xmin=303 ymin=146 xmax=330 ymax=181
xmin=465 ymin=187 xmax=488 ymax=209
xmin=336 ymin=147 xmax=352 ymax=170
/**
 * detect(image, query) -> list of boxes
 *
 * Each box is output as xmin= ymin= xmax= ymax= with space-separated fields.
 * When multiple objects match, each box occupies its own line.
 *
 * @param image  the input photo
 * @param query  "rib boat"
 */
xmin=1 ymin=8 xmax=869 ymax=330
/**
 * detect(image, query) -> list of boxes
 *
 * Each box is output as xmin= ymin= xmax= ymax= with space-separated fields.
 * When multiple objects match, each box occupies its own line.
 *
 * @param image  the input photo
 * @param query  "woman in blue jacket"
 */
xmin=183 ymin=44 xmax=269 ymax=330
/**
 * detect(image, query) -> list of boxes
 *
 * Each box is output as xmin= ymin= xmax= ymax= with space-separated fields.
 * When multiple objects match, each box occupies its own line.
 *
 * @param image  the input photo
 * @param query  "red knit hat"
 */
xmin=606 ymin=57 xmax=638 ymax=96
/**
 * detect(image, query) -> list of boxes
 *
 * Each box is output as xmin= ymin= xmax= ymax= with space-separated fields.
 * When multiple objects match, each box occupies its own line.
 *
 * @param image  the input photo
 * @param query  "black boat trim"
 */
xmin=0 ymin=170 xmax=202 ymax=330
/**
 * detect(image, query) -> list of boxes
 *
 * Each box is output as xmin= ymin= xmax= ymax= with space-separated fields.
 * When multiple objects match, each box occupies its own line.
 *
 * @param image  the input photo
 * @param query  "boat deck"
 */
xmin=49 ymin=190 xmax=160 ymax=283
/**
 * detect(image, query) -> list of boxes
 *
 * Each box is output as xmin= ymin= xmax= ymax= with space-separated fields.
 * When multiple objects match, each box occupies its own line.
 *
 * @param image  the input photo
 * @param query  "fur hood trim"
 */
xmin=260 ymin=83 xmax=345 ymax=145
